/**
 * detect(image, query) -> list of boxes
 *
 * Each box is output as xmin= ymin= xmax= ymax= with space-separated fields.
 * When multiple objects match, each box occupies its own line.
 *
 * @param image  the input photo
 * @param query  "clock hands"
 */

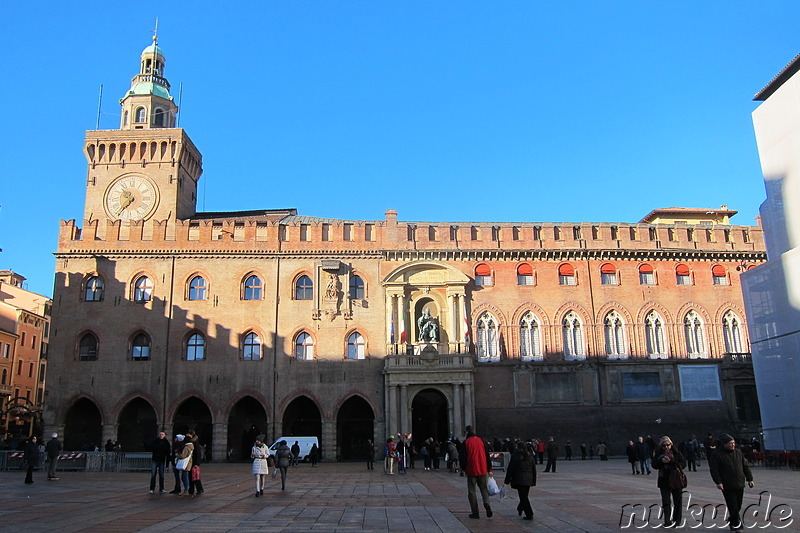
xmin=116 ymin=190 xmax=135 ymax=216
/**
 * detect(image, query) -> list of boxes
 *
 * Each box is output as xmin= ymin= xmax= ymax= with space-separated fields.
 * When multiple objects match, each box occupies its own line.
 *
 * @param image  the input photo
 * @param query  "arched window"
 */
xmin=85 ymin=276 xmax=104 ymax=302
xmin=562 ymin=311 xmax=584 ymax=360
xmin=684 ymin=311 xmax=706 ymax=358
xmin=295 ymin=332 xmax=314 ymax=360
xmin=476 ymin=312 xmax=499 ymax=362
xmin=645 ymin=311 xmax=667 ymax=358
xmin=188 ymin=276 xmax=207 ymax=301
xmin=243 ymin=275 xmax=263 ymax=300
xmin=517 ymin=264 xmax=534 ymax=286
xmin=186 ymin=333 xmax=205 ymax=361
xmin=153 ymin=108 xmax=165 ymax=127
xmin=475 ymin=264 xmax=493 ymax=286
xmin=712 ymin=265 xmax=729 ymax=286
xmin=722 ymin=311 xmax=744 ymax=354
xmin=519 ymin=311 xmax=542 ymax=361
xmin=676 ymin=264 xmax=692 ymax=286
xmin=639 ymin=264 xmax=655 ymax=285
xmin=123 ymin=110 xmax=129 ymax=126
xmin=559 ymin=263 xmax=576 ymax=285
xmin=295 ymin=275 xmax=313 ymax=300
xmin=347 ymin=332 xmax=366 ymax=359
xmin=242 ymin=332 xmax=262 ymax=360
xmin=349 ymin=275 xmax=365 ymax=299
xmin=79 ymin=333 xmax=98 ymax=361
xmin=133 ymin=276 xmax=153 ymax=303
xmin=131 ymin=332 xmax=151 ymax=361
xmin=135 ymin=106 xmax=147 ymax=123
xmin=604 ymin=311 xmax=626 ymax=358
xmin=600 ymin=263 xmax=618 ymax=285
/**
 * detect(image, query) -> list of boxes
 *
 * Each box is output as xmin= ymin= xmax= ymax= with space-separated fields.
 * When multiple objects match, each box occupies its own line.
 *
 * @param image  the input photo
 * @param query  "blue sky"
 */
xmin=1 ymin=2 xmax=798 ymax=297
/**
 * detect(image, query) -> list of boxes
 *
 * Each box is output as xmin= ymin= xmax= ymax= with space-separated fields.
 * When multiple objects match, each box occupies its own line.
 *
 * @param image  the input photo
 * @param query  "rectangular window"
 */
xmin=343 ymin=223 xmax=353 ymax=241
xmin=512 ymin=227 xmax=521 ymax=241
xmin=724 ymin=229 xmax=732 ymax=243
xmin=300 ymin=224 xmax=310 ymax=241
xmin=706 ymin=229 xmax=714 ymax=242
xmin=450 ymin=226 xmax=459 ymax=241
xmin=559 ymin=275 xmax=576 ymax=286
xmin=517 ymin=274 xmax=534 ymax=286
xmin=533 ymin=226 xmax=541 ymax=240
xmin=471 ymin=226 xmax=479 ymax=240
xmin=475 ymin=275 xmax=493 ymax=286
xmin=21 ymin=332 xmax=26 ymax=346
xmin=573 ymin=226 xmax=582 ymax=240
xmin=407 ymin=225 xmax=416 ymax=241
xmin=278 ymin=224 xmax=287 ymax=241
xmin=668 ymin=228 xmax=676 ymax=241
xmin=611 ymin=226 xmax=618 ymax=240
xmin=491 ymin=227 xmax=500 ymax=241
xmin=677 ymin=274 xmax=692 ymax=286
xmin=17 ymin=361 xmax=22 ymax=375
xmin=742 ymin=229 xmax=751 ymax=243
xmin=554 ymin=227 xmax=562 ymax=240
xmin=28 ymin=362 xmax=34 ymax=378
xmin=621 ymin=372 xmax=662 ymax=400
xmin=649 ymin=227 xmax=657 ymax=241
xmin=365 ymin=223 xmax=374 ymax=241
xmin=687 ymin=228 xmax=695 ymax=241
xmin=713 ymin=275 xmax=729 ymax=286
xmin=591 ymin=226 xmax=599 ymax=240
xmin=601 ymin=273 xmax=618 ymax=285
xmin=39 ymin=363 xmax=45 ymax=381
xmin=3 ymin=343 xmax=9 ymax=358
xmin=322 ymin=223 xmax=331 ymax=241
xmin=32 ymin=335 xmax=37 ymax=349
xmin=678 ymin=365 xmax=722 ymax=401
xmin=630 ymin=227 xmax=638 ymax=240
xmin=640 ymin=272 xmax=655 ymax=285
xmin=428 ymin=226 xmax=437 ymax=241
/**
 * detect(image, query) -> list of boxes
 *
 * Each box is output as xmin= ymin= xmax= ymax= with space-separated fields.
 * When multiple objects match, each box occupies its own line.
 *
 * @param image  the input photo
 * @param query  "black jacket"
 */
xmin=151 ymin=437 xmax=172 ymax=463
xmin=709 ymin=447 xmax=753 ymax=490
xmin=24 ymin=440 xmax=39 ymax=463
xmin=504 ymin=449 xmax=536 ymax=488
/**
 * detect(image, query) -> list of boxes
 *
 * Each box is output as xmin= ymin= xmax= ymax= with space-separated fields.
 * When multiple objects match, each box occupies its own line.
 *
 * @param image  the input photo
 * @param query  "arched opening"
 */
xmin=173 ymin=397 xmax=213 ymax=462
xmin=64 ymin=398 xmax=102 ymax=451
xmin=227 ymin=396 xmax=268 ymax=462
xmin=117 ymin=398 xmax=158 ymax=452
xmin=336 ymin=396 xmax=374 ymax=461
xmin=282 ymin=396 xmax=322 ymax=456
xmin=412 ymin=388 xmax=449 ymax=444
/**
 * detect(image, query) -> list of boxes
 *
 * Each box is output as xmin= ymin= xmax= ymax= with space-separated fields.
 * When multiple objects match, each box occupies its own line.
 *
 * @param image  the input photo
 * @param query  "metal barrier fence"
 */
xmin=0 ymin=451 xmax=166 ymax=473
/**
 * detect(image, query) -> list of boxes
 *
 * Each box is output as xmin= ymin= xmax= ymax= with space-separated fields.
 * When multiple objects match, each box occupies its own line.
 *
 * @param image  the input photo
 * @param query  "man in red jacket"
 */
xmin=462 ymin=425 xmax=493 ymax=519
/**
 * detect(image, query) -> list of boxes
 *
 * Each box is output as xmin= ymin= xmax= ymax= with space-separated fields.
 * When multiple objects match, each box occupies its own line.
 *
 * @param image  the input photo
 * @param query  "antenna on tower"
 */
xmin=153 ymin=17 xmax=159 ymax=44
xmin=177 ymin=82 xmax=183 ymax=127
xmin=96 ymin=84 xmax=103 ymax=130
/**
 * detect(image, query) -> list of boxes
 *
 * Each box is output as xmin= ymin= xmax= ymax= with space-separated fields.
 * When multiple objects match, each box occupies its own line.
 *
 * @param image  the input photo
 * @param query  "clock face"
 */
xmin=104 ymin=175 xmax=159 ymax=221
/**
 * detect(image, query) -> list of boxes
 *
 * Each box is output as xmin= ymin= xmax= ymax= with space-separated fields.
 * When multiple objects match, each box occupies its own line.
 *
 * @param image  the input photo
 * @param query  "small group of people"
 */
xmin=22 ymin=432 xmax=63 ymax=484
xmin=650 ymin=432 xmax=754 ymax=530
xmin=148 ymin=430 xmax=205 ymax=496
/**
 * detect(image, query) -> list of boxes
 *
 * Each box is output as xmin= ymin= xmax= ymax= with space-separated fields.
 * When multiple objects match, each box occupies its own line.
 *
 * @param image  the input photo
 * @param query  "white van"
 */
xmin=269 ymin=436 xmax=319 ymax=462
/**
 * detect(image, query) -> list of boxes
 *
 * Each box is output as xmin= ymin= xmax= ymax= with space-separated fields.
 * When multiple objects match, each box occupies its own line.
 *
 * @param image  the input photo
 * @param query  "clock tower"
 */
xmin=83 ymin=34 xmax=202 ymax=225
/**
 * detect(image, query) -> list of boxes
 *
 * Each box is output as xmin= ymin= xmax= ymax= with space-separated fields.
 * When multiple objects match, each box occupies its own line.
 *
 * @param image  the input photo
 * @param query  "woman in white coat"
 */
xmin=251 ymin=435 xmax=270 ymax=497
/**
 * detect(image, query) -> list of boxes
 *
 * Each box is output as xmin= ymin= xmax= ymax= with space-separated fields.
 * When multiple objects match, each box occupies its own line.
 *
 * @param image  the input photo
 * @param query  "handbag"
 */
xmin=668 ymin=467 xmax=687 ymax=489
xmin=487 ymin=475 xmax=500 ymax=495
xmin=175 ymin=457 xmax=190 ymax=470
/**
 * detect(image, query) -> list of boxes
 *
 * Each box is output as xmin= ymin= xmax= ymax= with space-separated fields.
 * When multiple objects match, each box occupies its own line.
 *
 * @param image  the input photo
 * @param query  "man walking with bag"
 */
xmin=463 ymin=425 xmax=493 ymax=520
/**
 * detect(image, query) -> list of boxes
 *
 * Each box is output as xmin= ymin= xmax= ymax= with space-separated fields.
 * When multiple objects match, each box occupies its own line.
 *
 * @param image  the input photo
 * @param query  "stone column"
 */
xmin=463 ymin=382 xmax=474 ymax=429
xmin=448 ymin=293 xmax=456 ymax=352
xmin=102 ymin=423 xmax=117 ymax=447
xmin=322 ymin=419 xmax=336 ymax=462
xmin=211 ymin=422 xmax=227 ymax=462
xmin=452 ymin=383 xmax=462 ymax=438
xmin=386 ymin=294 xmax=395 ymax=353
xmin=388 ymin=383 xmax=398 ymax=437
xmin=400 ymin=384 xmax=409 ymax=434
xmin=461 ymin=295 xmax=470 ymax=353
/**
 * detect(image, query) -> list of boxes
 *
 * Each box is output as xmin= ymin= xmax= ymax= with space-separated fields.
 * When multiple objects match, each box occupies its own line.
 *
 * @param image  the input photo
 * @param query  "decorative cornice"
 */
xmin=382 ymin=248 xmax=767 ymax=263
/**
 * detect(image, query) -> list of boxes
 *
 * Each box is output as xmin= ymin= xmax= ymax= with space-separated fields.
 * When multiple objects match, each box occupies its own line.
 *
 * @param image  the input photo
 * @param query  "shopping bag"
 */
xmin=499 ymin=485 xmax=508 ymax=500
xmin=487 ymin=475 xmax=500 ymax=495
xmin=175 ymin=457 xmax=190 ymax=470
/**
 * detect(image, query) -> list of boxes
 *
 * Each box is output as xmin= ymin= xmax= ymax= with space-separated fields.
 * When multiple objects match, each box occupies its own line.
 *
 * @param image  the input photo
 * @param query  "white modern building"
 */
xmin=744 ymin=54 xmax=800 ymax=451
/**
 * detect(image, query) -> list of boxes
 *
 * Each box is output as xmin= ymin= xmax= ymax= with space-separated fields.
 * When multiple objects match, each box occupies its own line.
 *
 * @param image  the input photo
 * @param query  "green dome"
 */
xmin=141 ymin=42 xmax=165 ymax=57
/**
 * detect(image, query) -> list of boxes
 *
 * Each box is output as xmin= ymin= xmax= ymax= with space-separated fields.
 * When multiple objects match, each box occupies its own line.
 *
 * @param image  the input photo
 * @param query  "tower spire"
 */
xmin=118 ymin=28 xmax=178 ymax=130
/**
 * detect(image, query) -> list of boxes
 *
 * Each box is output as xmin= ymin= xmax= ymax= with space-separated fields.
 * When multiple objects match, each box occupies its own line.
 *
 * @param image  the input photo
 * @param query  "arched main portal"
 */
xmin=282 ymin=396 xmax=322 ymax=453
xmin=336 ymin=396 xmax=374 ymax=461
xmin=117 ymin=398 xmax=158 ymax=452
xmin=63 ymin=398 xmax=102 ymax=451
xmin=173 ymin=397 xmax=213 ymax=461
xmin=412 ymin=388 xmax=449 ymax=444
xmin=227 ymin=396 xmax=268 ymax=462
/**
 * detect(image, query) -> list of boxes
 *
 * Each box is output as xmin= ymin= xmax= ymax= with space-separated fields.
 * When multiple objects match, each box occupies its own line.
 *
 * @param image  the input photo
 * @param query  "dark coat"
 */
xmin=635 ymin=441 xmax=650 ymax=461
xmin=709 ymin=447 xmax=753 ymax=490
xmin=626 ymin=443 xmax=638 ymax=464
xmin=24 ymin=440 xmax=39 ymax=464
xmin=45 ymin=437 xmax=62 ymax=458
xmin=504 ymin=449 xmax=536 ymax=488
xmin=276 ymin=444 xmax=292 ymax=467
xmin=652 ymin=446 xmax=687 ymax=489
xmin=151 ymin=437 xmax=171 ymax=463
xmin=546 ymin=441 xmax=558 ymax=459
